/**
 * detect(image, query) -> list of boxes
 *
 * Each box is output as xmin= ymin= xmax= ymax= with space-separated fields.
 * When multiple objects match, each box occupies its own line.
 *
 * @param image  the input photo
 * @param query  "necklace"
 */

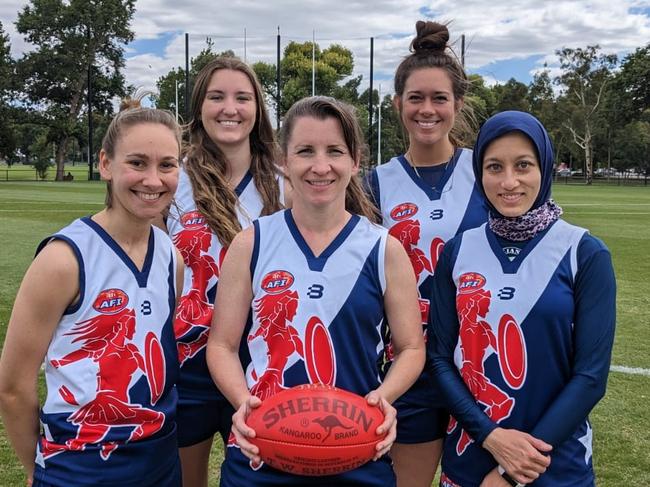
xmin=405 ymin=149 xmax=455 ymax=194
xmin=405 ymin=150 xmax=454 ymax=178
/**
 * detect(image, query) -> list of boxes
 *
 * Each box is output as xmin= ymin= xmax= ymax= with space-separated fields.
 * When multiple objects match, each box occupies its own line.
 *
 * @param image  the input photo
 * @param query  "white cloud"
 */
xmin=2 ymin=1 xmax=649 ymax=98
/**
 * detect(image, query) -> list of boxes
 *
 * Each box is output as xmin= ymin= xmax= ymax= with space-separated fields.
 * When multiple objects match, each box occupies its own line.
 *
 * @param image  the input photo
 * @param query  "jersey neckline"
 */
xmin=81 ymin=216 xmax=155 ymax=287
xmin=283 ymin=209 xmax=361 ymax=272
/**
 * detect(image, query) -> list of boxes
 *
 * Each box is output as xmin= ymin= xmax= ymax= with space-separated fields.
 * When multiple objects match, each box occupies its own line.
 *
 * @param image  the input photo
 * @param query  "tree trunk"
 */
xmin=55 ymin=136 xmax=70 ymax=181
xmin=54 ymin=74 xmax=88 ymax=181
xmin=585 ymin=141 xmax=593 ymax=185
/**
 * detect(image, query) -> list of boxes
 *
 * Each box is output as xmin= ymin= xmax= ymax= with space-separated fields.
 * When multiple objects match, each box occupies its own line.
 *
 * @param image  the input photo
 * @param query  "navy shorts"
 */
xmin=33 ymin=450 xmax=182 ymax=487
xmin=176 ymin=396 xmax=235 ymax=447
xmin=394 ymin=402 xmax=448 ymax=444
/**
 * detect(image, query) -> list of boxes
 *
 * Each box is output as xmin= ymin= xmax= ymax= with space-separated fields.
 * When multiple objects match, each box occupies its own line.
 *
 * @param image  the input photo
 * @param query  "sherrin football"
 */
xmin=246 ymin=383 xmax=386 ymax=476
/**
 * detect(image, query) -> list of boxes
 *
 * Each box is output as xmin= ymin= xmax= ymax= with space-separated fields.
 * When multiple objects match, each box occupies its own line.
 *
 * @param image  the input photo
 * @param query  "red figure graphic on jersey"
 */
xmin=173 ymin=211 xmax=227 ymax=365
xmin=247 ymin=271 xmax=336 ymax=401
xmin=383 ymin=204 xmax=442 ymax=369
xmin=447 ymin=273 xmax=526 ymax=455
xmin=248 ymin=288 xmax=302 ymax=400
xmin=40 ymin=290 xmax=166 ymax=461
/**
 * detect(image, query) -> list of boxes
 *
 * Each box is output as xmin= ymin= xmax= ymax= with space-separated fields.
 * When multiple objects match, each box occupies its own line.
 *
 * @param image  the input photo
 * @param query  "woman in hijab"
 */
xmin=430 ymin=111 xmax=616 ymax=487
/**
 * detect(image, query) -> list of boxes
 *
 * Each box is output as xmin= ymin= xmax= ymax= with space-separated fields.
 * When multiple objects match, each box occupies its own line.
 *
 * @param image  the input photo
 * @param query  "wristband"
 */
xmin=497 ymin=465 xmax=525 ymax=487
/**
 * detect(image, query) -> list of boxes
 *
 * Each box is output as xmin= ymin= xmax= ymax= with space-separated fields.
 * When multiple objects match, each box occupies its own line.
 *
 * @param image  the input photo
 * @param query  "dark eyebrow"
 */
xmin=126 ymin=152 xmax=150 ymax=159
xmin=206 ymin=89 xmax=254 ymax=96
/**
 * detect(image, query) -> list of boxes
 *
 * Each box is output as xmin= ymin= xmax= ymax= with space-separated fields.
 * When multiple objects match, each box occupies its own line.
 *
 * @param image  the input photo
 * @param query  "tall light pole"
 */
xmin=377 ymin=84 xmax=382 ymax=166
xmin=175 ymin=79 xmax=179 ymax=123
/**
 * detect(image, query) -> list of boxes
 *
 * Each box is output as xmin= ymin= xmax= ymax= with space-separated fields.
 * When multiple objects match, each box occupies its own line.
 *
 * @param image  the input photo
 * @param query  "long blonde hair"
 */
xmin=184 ymin=57 xmax=282 ymax=246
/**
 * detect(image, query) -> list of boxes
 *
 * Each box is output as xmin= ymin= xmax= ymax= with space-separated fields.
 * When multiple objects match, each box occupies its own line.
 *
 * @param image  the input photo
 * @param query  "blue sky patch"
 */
xmin=473 ymin=54 xmax=546 ymax=84
xmin=127 ymin=31 xmax=181 ymax=58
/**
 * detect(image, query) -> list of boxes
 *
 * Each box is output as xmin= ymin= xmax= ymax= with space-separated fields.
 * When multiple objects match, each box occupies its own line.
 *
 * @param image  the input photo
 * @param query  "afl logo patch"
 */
xmin=458 ymin=272 xmax=486 ymax=294
xmin=390 ymin=202 xmax=418 ymax=221
xmin=261 ymin=270 xmax=294 ymax=294
xmin=181 ymin=210 xmax=207 ymax=230
xmin=93 ymin=288 xmax=129 ymax=314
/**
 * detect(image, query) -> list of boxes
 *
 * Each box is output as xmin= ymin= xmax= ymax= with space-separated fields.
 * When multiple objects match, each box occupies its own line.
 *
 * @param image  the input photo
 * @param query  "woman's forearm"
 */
xmin=377 ymin=345 xmax=425 ymax=404
xmin=0 ymin=384 xmax=40 ymax=478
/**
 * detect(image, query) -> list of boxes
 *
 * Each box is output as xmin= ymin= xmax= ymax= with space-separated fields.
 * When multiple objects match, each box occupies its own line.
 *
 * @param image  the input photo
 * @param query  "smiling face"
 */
xmin=283 ymin=116 xmax=359 ymax=210
xmin=482 ymin=131 xmax=542 ymax=217
xmin=200 ymin=68 xmax=257 ymax=149
xmin=99 ymin=122 xmax=179 ymax=221
xmin=394 ymin=67 xmax=460 ymax=152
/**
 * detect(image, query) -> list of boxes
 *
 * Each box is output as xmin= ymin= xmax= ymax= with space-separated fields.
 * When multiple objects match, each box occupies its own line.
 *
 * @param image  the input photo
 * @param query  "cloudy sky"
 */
xmin=2 ymin=0 xmax=650 ymax=98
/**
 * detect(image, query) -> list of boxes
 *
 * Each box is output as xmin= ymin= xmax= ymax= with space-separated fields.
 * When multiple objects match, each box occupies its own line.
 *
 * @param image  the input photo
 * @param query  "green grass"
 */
xmin=0 ymin=182 xmax=648 ymax=486
xmin=0 ymin=164 xmax=95 ymax=182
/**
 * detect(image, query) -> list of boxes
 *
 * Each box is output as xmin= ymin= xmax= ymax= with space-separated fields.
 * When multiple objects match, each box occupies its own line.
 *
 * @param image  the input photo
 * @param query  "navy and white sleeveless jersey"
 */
xmin=367 ymin=148 xmax=487 ymax=406
xmin=431 ymin=220 xmax=616 ymax=487
xmin=221 ymin=209 xmax=395 ymax=486
xmin=167 ymin=167 xmax=283 ymax=401
xmin=34 ymin=217 xmax=180 ymax=487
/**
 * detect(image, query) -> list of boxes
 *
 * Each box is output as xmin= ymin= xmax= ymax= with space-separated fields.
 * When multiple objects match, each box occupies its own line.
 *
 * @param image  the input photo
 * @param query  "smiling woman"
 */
xmin=164 ymin=56 xmax=284 ymax=487
xmin=0 ymin=104 xmax=185 ymax=487
xmin=364 ymin=20 xmax=488 ymax=487
xmin=431 ymin=111 xmax=616 ymax=487
xmin=206 ymin=96 xmax=425 ymax=487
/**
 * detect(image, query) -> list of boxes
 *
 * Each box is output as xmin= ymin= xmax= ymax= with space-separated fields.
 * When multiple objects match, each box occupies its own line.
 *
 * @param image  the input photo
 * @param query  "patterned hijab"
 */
xmin=472 ymin=111 xmax=562 ymax=241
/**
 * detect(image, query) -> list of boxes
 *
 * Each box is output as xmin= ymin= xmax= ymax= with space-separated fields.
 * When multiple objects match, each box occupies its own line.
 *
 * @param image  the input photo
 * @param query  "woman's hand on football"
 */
xmin=232 ymin=395 xmax=262 ymax=465
xmin=366 ymin=390 xmax=397 ymax=460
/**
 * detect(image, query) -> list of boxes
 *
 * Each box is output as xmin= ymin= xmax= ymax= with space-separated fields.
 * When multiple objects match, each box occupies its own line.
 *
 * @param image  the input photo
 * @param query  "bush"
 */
xmin=32 ymin=158 xmax=52 ymax=180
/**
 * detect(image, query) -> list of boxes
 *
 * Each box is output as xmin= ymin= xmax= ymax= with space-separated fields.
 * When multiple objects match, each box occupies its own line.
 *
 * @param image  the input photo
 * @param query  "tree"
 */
xmin=15 ymin=0 xmax=135 ymax=180
xmin=154 ymin=39 xmax=235 ymax=119
xmin=0 ymin=21 xmax=17 ymax=162
xmin=466 ymin=74 xmax=496 ymax=124
xmin=604 ymin=44 xmax=650 ymax=128
xmin=371 ymin=94 xmax=407 ymax=167
xmin=555 ymin=45 xmax=616 ymax=184
xmin=493 ymin=78 xmax=529 ymax=113
xmin=612 ymin=121 xmax=650 ymax=175
xmin=255 ymin=41 xmax=354 ymax=118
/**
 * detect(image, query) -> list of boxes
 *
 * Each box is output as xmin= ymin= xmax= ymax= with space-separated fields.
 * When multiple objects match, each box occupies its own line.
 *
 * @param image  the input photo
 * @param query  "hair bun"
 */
xmin=410 ymin=20 xmax=449 ymax=53
xmin=119 ymin=98 xmax=142 ymax=112
xmin=119 ymin=88 xmax=156 ymax=113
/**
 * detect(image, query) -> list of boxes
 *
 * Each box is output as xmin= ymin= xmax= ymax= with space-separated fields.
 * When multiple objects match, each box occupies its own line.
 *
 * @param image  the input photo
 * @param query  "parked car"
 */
xmin=556 ymin=168 xmax=571 ymax=177
xmin=595 ymin=168 xmax=617 ymax=176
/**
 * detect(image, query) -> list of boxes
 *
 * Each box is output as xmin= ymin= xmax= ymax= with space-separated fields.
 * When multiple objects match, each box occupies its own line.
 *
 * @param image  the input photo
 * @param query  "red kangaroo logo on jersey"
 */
xmin=92 ymin=289 xmax=129 ymax=315
xmin=390 ymin=202 xmax=418 ymax=221
xmin=446 ymin=272 xmax=526 ymax=456
xmin=173 ymin=211 xmax=227 ymax=365
xmin=40 ymin=308 xmax=166 ymax=461
xmin=261 ymin=270 xmax=295 ymax=294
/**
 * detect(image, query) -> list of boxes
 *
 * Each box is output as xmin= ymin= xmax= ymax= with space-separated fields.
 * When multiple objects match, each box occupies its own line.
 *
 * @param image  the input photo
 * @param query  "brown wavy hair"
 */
xmin=279 ymin=96 xmax=380 ymax=222
xmin=101 ymin=100 xmax=181 ymax=208
xmin=394 ymin=20 xmax=475 ymax=147
xmin=184 ymin=56 xmax=282 ymax=246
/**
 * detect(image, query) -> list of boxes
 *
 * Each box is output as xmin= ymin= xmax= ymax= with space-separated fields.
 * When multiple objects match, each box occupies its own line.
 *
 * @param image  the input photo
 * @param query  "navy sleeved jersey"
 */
xmin=431 ymin=220 xmax=616 ymax=487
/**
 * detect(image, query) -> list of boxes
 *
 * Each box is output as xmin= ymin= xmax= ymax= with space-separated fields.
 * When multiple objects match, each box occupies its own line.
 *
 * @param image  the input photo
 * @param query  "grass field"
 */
xmin=0 ymin=181 xmax=648 ymax=486
xmin=0 ymin=164 xmax=94 ymax=182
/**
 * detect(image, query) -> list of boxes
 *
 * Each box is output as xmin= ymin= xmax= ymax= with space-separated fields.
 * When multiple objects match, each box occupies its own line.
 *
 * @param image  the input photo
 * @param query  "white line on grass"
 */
xmin=610 ymin=365 xmax=650 ymax=377
xmin=563 ymin=203 xmax=650 ymax=207
xmin=569 ymin=212 xmax=650 ymax=215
